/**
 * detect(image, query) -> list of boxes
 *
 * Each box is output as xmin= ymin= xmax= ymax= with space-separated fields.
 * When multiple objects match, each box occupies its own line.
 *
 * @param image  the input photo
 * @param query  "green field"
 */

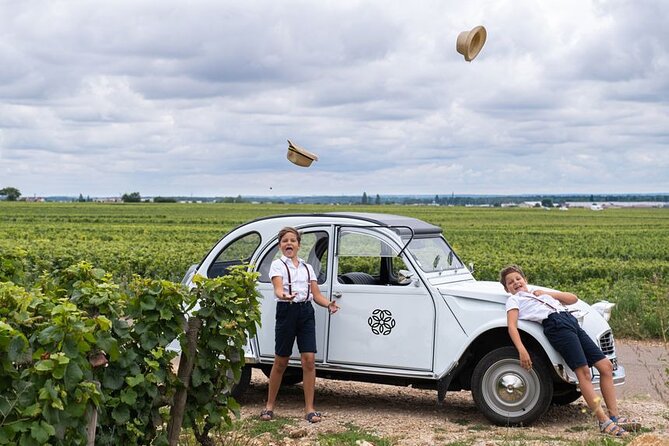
xmin=1 ymin=202 xmax=668 ymax=339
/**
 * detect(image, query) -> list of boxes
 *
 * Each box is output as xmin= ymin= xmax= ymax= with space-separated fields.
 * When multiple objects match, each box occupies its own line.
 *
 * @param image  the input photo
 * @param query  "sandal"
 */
xmin=599 ymin=419 xmax=628 ymax=438
xmin=610 ymin=416 xmax=641 ymax=432
xmin=305 ymin=411 xmax=322 ymax=423
xmin=259 ymin=408 xmax=274 ymax=421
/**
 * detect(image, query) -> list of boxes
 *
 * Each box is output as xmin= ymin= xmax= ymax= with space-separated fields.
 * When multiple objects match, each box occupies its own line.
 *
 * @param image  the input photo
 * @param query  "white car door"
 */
xmin=254 ymin=228 xmax=332 ymax=362
xmin=326 ymin=228 xmax=435 ymax=371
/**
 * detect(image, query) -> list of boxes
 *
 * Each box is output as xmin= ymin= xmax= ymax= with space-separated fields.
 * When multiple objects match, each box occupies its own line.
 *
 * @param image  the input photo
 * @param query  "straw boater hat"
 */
xmin=456 ymin=25 xmax=487 ymax=61
xmin=286 ymin=140 xmax=318 ymax=167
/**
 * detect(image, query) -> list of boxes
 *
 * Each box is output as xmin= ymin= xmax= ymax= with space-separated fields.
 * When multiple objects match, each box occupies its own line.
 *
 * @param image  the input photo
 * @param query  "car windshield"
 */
xmin=405 ymin=236 xmax=464 ymax=273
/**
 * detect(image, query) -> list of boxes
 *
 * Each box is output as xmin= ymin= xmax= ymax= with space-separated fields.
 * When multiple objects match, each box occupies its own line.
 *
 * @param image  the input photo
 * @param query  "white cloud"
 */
xmin=1 ymin=0 xmax=668 ymax=197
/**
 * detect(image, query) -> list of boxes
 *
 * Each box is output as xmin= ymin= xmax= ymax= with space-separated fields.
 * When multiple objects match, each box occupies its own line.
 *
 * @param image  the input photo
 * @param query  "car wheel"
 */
xmin=230 ymin=365 xmax=252 ymax=400
xmin=551 ymin=387 xmax=581 ymax=406
xmin=261 ymin=366 xmax=303 ymax=386
xmin=471 ymin=346 xmax=553 ymax=426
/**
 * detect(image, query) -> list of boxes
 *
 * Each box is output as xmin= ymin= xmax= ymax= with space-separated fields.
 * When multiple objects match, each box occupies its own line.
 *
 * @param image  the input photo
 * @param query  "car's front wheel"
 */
xmin=551 ymin=387 xmax=581 ymax=406
xmin=471 ymin=346 xmax=553 ymax=426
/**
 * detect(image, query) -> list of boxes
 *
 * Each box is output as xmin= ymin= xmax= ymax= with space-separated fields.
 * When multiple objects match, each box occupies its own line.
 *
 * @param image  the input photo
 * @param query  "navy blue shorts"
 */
xmin=542 ymin=312 xmax=606 ymax=370
xmin=274 ymin=301 xmax=317 ymax=357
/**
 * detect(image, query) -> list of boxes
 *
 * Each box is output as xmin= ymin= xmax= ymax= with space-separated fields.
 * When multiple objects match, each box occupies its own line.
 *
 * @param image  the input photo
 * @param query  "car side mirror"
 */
xmin=468 ymin=262 xmax=475 ymax=273
xmin=397 ymin=269 xmax=414 ymax=285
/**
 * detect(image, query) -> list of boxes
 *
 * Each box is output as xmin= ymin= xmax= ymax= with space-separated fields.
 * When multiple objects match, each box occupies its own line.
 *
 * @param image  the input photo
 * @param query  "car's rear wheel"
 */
xmin=230 ymin=365 xmax=252 ymax=400
xmin=471 ymin=346 xmax=553 ymax=426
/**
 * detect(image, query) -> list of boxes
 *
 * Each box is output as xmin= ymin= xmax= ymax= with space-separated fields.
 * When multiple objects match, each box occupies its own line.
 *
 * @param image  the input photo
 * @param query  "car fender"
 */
xmin=435 ymin=314 xmax=569 ymax=383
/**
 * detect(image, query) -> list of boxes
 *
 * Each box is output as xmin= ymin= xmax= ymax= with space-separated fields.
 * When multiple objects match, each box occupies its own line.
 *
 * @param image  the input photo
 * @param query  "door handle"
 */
xmin=332 ymin=291 xmax=342 ymax=299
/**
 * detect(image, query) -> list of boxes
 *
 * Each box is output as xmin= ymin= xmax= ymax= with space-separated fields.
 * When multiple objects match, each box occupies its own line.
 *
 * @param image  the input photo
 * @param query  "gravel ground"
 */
xmin=238 ymin=370 xmax=668 ymax=445
xmin=234 ymin=340 xmax=669 ymax=445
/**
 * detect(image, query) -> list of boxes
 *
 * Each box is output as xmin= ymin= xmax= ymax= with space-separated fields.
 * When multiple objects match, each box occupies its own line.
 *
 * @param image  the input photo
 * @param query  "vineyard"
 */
xmin=1 ymin=202 xmax=668 ymax=339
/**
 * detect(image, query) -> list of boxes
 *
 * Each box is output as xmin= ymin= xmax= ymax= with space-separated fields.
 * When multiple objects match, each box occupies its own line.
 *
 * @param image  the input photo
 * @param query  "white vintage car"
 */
xmin=182 ymin=212 xmax=624 ymax=425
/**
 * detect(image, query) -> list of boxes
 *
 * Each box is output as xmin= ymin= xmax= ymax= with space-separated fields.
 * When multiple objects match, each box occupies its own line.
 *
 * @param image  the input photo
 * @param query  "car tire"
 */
xmin=261 ymin=366 xmax=304 ymax=386
xmin=230 ymin=365 xmax=252 ymax=400
xmin=471 ymin=346 xmax=553 ymax=426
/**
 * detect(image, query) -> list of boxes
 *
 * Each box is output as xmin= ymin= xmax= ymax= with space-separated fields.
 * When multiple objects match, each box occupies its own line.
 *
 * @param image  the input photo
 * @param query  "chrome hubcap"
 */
xmin=496 ymin=373 xmax=526 ymax=403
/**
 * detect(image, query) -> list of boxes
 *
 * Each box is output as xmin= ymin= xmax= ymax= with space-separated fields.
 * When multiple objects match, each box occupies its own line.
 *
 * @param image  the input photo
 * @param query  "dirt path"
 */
xmin=237 ymin=340 xmax=669 ymax=445
xmin=616 ymin=339 xmax=669 ymax=401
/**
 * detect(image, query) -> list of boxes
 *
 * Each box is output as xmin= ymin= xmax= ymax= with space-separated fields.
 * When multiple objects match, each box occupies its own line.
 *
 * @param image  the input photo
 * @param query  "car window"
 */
xmin=257 ymin=231 xmax=329 ymax=284
xmin=207 ymin=232 xmax=261 ymax=278
xmin=406 ymin=236 xmax=464 ymax=273
xmin=337 ymin=229 xmax=411 ymax=285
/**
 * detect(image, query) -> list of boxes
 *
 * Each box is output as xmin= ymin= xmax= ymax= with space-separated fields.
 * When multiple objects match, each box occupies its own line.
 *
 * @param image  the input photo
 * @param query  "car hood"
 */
xmin=436 ymin=280 xmax=591 ymax=312
xmin=436 ymin=279 xmax=508 ymax=303
xmin=436 ymin=280 xmax=613 ymax=342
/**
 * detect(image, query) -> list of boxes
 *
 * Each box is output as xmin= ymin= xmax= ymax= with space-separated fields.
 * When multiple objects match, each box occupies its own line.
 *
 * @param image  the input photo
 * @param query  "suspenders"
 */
xmin=282 ymin=260 xmax=311 ymax=302
xmin=522 ymin=291 xmax=566 ymax=312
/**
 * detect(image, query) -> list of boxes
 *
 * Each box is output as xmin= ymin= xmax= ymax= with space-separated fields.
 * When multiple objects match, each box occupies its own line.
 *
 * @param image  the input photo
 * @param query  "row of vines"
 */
xmin=0 ymin=246 xmax=261 ymax=445
xmin=1 ymin=202 xmax=668 ymax=336
xmin=1 ymin=202 xmax=668 ymax=444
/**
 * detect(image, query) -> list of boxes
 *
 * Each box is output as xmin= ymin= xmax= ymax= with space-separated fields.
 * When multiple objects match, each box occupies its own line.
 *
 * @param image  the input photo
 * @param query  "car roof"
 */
xmin=324 ymin=212 xmax=442 ymax=235
xmin=244 ymin=212 xmax=442 ymax=236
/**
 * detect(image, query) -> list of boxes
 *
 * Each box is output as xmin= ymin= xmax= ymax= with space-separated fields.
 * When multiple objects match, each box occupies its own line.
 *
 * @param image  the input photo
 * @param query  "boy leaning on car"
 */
xmin=500 ymin=265 xmax=640 ymax=438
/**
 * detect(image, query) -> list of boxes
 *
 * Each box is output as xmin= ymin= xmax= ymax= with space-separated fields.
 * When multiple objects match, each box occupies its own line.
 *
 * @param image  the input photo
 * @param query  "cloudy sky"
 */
xmin=1 ymin=0 xmax=668 ymax=198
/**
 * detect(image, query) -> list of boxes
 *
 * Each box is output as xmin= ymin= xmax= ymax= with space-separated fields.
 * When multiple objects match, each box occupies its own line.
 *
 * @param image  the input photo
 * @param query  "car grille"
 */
xmin=599 ymin=331 xmax=615 ymax=356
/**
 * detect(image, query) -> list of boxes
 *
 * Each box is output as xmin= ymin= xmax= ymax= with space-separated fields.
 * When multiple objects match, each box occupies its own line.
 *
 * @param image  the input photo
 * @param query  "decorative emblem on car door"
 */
xmin=367 ymin=309 xmax=396 ymax=335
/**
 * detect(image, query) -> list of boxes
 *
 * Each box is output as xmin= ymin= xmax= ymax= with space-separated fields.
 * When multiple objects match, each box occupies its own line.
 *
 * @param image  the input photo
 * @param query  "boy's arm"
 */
xmin=310 ymin=280 xmax=339 ymax=313
xmin=507 ymin=309 xmax=532 ymax=370
xmin=533 ymin=289 xmax=578 ymax=305
xmin=271 ymin=276 xmax=295 ymax=300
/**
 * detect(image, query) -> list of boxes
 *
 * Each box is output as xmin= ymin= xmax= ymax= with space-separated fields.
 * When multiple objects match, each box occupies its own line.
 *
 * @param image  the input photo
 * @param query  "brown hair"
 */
xmin=278 ymin=227 xmax=301 ymax=243
xmin=499 ymin=264 xmax=526 ymax=291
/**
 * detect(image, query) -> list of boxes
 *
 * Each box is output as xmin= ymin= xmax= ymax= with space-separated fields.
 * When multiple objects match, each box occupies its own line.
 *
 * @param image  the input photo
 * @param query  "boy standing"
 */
xmin=500 ymin=265 xmax=638 ymax=437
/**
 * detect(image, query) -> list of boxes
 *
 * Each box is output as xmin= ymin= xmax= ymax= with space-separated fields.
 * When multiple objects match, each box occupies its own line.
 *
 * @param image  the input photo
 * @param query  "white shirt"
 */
xmin=269 ymin=255 xmax=316 ymax=303
xmin=505 ymin=289 xmax=568 ymax=323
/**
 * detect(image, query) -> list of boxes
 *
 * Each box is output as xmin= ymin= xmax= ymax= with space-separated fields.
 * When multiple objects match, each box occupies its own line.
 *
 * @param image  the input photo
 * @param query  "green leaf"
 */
xmin=139 ymin=295 xmax=156 ymax=310
xmin=62 ymin=337 xmax=80 ymax=358
xmin=64 ymin=401 xmax=86 ymax=418
xmin=0 ymin=426 xmax=11 ymax=444
xmin=102 ymin=369 xmax=125 ymax=390
xmin=50 ymin=398 xmax=64 ymax=410
xmin=95 ymin=315 xmax=112 ymax=331
xmin=191 ymin=367 xmax=203 ymax=387
xmin=207 ymin=334 xmax=228 ymax=352
xmin=64 ymin=362 xmax=84 ymax=388
xmin=96 ymin=334 xmax=120 ymax=361
xmin=126 ymin=374 xmax=145 ymax=387
xmin=20 ymin=403 xmax=41 ymax=418
xmin=139 ymin=332 xmax=159 ymax=350
xmin=30 ymin=421 xmax=55 ymax=443
xmin=37 ymin=326 xmax=63 ymax=345
xmin=159 ymin=308 xmax=173 ymax=320
xmin=7 ymin=335 xmax=28 ymax=361
xmin=112 ymin=405 xmax=130 ymax=425
xmin=52 ymin=363 xmax=66 ymax=380
xmin=120 ymin=388 xmax=137 ymax=405
xmin=34 ymin=359 xmax=54 ymax=372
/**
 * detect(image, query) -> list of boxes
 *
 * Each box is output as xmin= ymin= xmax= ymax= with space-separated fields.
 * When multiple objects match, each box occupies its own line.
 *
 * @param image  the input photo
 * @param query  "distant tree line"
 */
xmin=0 ymin=187 xmax=21 ymax=201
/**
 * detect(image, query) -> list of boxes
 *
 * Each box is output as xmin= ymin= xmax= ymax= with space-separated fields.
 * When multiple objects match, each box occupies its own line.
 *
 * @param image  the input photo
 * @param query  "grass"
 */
xmin=181 ymin=420 xmax=396 ymax=446
xmin=229 ymin=416 xmax=296 ymax=442
xmin=317 ymin=423 xmax=396 ymax=446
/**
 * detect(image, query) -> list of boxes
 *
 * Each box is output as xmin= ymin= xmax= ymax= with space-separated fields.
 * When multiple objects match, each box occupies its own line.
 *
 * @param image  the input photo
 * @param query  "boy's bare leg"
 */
xmin=593 ymin=358 xmax=618 ymax=417
xmin=574 ymin=366 xmax=609 ymax=423
xmin=265 ymin=355 xmax=289 ymax=410
xmin=301 ymin=352 xmax=320 ymax=421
